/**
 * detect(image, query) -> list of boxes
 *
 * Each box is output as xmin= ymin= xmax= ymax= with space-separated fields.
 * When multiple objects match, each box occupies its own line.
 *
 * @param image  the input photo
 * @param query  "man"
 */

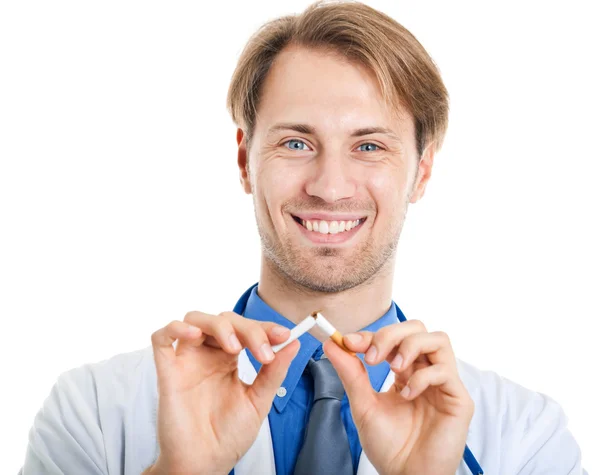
xmin=20 ymin=1 xmax=586 ymax=474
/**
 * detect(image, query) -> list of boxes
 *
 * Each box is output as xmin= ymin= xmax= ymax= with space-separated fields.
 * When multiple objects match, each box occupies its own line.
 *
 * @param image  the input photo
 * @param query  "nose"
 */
xmin=304 ymin=150 xmax=356 ymax=203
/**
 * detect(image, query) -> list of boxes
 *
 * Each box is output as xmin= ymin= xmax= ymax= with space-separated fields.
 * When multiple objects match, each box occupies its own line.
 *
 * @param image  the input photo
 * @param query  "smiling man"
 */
xmin=239 ymin=45 xmax=418 ymax=332
xmin=20 ymin=1 xmax=586 ymax=475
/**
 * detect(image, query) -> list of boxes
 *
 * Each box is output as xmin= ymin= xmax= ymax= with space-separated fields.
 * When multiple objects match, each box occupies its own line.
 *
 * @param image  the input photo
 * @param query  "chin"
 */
xmin=283 ymin=266 xmax=365 ymax=293
xmin=296 ymin=278 xmax=359 ymax=294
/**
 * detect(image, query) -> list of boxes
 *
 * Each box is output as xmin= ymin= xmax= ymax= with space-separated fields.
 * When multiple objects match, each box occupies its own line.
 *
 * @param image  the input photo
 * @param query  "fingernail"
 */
xmin=260 ymin=342 xmax=275 ymax=361
xmin=345 ymin=333 xmax=362 ymax=345
xmin=391 ymin=354 xmax=404 ymax=369
xmin=400 ymin=385 xmax=411 ymax=398
xmin=228 ymin=333 xmax=242 ymax=351
xmin=365 ymin=345 xmax=378 ymax=363
xmin=272 ymin=325 xmax=288 ymax=336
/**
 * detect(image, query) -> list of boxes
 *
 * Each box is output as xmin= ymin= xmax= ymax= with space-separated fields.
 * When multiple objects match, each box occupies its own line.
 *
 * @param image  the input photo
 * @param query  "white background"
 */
xmin=1 ymin=0 xmax=598 ymax=472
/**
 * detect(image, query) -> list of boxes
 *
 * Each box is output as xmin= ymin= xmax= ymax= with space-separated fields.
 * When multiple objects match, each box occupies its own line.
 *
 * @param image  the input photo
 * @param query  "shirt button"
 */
xmin=276 ymin=387 xmax=287 ymax=397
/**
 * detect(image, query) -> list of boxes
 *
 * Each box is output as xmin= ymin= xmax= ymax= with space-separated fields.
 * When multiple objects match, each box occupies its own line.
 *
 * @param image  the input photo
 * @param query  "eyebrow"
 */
xmin=266 ymin=122 xmax=402 ymax=141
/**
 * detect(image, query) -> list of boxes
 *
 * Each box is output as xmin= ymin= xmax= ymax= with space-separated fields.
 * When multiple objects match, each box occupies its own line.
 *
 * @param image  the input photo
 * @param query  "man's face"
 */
xmin=237 ymin=46 xmax=433 ymax=293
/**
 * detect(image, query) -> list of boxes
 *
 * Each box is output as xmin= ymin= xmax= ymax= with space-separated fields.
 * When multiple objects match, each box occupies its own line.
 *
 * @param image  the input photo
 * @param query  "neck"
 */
xmin=257 ymin=255 xmax=396 ymax=336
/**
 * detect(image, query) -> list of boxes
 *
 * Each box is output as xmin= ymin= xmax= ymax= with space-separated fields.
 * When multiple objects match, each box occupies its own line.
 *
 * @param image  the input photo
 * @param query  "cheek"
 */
xmin=368 ymin=171 xmax=392 ymax=191
xmin=367 ymin=171 xmax=402 ymax=204
xmin=365 ymin=169 xmax=409 ymax=221
xmin=255 ymin=162 xmax=306 ymax=209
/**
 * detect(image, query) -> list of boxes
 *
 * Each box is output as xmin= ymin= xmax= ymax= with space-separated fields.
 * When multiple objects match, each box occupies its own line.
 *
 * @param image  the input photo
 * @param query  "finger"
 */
xmin=201 ymin=321 xmax=289 ymax=351
xmin=183 ymin=311 xmax=290 ymax=364
xmin=323 ymin=340 xmax=376 ymax=419
xmin=231 ymin=317 xmax=291 ymax=364
xmin=151 ymin=320 xmax=204 ymax=368
xmin=388 ymin=331 xmax=456 ymax=373
xmin=248 ymin=340 xmax=300 ymax=419
xmin=398 ymin=363 xmax=466 ymax=404
xmin=212 ymin=312 xmax=292 ymax=344
xmin=345 ymin=320 xmax=428 ymax=366
xmin=342 ymin=331 xmax=374 ymax=353
xmin=180 ymin=311 xmax=244 ymax=355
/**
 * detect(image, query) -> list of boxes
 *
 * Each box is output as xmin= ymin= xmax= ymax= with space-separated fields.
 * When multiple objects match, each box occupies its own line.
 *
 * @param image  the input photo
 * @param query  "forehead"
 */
xmin=256 ymin=45 xmax=413 ymax=137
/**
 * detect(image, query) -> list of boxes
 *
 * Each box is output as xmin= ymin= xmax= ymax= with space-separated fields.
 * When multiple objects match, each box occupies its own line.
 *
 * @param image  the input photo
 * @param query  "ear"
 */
xmin=236 ymin=128 xmax=252 ymax=195
xmin=409 ymin=142 xmax=435 ymax=203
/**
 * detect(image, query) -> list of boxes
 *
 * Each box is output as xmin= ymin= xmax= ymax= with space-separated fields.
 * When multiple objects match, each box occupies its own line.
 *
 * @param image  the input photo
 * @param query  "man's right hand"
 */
xmin=145 ymin=311 xmax=299 ymax=475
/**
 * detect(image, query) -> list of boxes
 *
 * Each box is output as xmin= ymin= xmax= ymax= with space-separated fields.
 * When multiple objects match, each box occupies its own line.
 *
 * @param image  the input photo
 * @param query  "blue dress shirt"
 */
xmin=242 ymin=285 xmax=399 ymax=475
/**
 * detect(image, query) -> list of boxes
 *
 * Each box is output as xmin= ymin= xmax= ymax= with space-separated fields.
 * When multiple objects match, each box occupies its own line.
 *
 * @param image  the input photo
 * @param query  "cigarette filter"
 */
xmin=314 ymin=312 xmax=355 ymax=356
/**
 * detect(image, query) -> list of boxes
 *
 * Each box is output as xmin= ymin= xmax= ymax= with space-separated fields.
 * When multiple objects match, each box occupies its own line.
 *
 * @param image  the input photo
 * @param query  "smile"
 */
xmin=291 ymin=215 xmax=367 ymax=244
xmin=293 ymin=217 xmax=364 ymax=234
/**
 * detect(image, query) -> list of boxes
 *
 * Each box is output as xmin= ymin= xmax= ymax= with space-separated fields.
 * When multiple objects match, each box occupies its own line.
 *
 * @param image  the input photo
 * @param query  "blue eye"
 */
xmin=358 ymin=143 xmax=380 ymax=152
xmin=284 ymin=139 xmax=309 ymax=151
xmin=282 ymin=140 xmax=381 ymax=152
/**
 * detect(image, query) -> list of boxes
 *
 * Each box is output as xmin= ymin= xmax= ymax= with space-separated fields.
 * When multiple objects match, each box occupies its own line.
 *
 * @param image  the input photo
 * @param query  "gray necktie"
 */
xmin=293 ymin=357 xmax=354 ymax=475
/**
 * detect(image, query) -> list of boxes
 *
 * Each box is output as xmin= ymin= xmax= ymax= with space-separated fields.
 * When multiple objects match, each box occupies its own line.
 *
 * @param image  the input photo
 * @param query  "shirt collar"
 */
xmin=243 ymin=285 xmax=399 ymax=412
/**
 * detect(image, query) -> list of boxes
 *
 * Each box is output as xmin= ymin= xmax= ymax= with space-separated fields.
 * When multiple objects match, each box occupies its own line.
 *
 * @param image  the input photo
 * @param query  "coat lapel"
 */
xmin=354 ymin=369 xmax=396 ymax=475
xmin=233 ymin=350 xmax=276 ymax=475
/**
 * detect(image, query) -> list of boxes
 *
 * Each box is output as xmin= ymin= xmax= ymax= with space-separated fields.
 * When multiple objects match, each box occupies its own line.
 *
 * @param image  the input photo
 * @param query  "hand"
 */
xmin=147 ymin=311 xmax=299 ymax=475
xmin=323 ymin=320 xmax=474 ymax=475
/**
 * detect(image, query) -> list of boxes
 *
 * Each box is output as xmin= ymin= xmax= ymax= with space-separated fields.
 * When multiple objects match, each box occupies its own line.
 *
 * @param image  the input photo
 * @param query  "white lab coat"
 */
xmin=20 ymin=345 xmax=587 ymax=474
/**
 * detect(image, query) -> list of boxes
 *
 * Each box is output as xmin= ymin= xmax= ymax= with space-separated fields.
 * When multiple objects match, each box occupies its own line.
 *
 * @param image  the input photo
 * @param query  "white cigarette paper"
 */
xmin=314 ymin=312 xmax=336 ymax=336
xmin=271 ymin=315 xmax=317 ymax=353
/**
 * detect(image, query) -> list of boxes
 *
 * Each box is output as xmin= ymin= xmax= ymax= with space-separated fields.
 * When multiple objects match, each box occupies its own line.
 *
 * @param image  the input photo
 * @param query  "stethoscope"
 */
xmin=232 ymin=283 xmax=484 ymax=475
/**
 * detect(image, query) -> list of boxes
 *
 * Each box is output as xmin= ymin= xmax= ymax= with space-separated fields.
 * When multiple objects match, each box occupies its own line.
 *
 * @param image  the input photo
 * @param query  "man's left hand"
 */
xmin=323 ymin=320 xmax=474 ymax=475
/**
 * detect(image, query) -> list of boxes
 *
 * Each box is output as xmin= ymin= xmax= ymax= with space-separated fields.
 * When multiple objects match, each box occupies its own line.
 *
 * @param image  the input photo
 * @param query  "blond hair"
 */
xmin=226 ymin=0 xmax=449 ymax=158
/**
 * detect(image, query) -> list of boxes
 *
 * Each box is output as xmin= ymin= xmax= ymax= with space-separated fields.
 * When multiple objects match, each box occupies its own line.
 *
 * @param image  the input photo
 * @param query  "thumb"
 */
xmin=323 ymin=340 xmax=376 ymax=417
xmin=248 ymin=340 xmax=300 ymax=419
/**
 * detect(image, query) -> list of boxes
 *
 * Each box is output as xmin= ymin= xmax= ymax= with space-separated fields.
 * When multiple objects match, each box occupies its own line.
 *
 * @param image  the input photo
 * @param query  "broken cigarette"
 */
xmin=270 ymin=311 xmax=355 ymax=355
xmin=313 ymin=312 xmax=355 ymax=356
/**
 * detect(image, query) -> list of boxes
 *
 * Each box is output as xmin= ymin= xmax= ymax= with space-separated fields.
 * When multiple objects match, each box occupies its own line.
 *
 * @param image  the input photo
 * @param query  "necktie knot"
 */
xmin=308 ymin=358 xmax=344 ymax=401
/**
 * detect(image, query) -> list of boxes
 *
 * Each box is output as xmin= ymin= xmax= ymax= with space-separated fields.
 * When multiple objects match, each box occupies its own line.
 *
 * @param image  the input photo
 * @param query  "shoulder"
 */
xmin=68 ymin=345 xmax=158 ymax=441
xmin=86 ymin=344 xmax=155 ymax=387
xmin=456 ymin=358 xmax=584 ymax=473
xmin=51 ymin=346 xmax=157 ymax=471
xmin=49 ymin=345 xmax=158 ymax=443
xmin=21 ymin=346 xmax=157 ymax=474
xmin=456 ymin=357 xmax=567 ymax=432
xmin=56 ymin=345 xmax=155 ymax=405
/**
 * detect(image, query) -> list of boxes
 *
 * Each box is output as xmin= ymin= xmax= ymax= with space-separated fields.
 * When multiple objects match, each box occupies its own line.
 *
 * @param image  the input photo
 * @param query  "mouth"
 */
xmin=291 ymin=215 xmax=367 ymax=244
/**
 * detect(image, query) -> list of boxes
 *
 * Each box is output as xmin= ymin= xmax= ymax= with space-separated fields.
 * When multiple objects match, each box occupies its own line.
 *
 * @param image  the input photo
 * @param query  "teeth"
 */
xmin=299 ymin=218 xmax=363 ymax=234
xmin=318 ymin=220 xmax=329 ymax=234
